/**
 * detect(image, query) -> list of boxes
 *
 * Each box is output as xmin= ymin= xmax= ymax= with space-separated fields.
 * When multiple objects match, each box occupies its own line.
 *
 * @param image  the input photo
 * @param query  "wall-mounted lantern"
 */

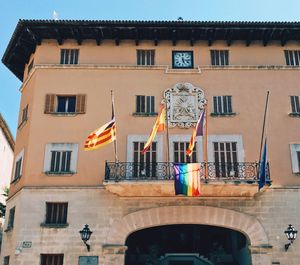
xmin=284 ymin=224 xmax=297 ymax=251
xmin=79 ymin=224 xmax=93 ymax=251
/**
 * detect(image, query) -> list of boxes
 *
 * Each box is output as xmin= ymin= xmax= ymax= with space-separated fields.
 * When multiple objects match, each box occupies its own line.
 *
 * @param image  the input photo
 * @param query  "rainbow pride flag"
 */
xmin=174 ymin=163 xmax=201 ymax=196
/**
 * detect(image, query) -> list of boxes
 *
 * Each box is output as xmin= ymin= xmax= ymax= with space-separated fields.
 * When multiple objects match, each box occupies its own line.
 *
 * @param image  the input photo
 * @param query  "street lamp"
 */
xmin=79 ymin=224 xmax=93 ymax=251
xmin=284 ymin=224 xmax=298 ymax=251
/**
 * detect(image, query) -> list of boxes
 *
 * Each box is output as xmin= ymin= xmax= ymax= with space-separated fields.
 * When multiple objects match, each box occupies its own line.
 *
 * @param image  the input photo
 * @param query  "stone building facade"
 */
xmin=1 ymin=20 xmax=300 ymax=265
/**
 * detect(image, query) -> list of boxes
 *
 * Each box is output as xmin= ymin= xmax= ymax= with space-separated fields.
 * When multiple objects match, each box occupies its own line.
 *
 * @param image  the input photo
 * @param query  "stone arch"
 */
xmin=106 ymin=206 xmax=268 ymax=246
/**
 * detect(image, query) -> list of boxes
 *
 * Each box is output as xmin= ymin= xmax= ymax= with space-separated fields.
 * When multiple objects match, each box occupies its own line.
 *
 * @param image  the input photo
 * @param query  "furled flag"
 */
xmin=141 ymin=104 xmax=165 ymax=154
xmin=174 ymin=163 xmax=201 ymax=196
xmin=258 ymin=139 xmax=268 ymax=191
xmin=186 ymin=109 xmax=206 ymax=156
xmin=84 ymin=117 xmax=116 ymax=151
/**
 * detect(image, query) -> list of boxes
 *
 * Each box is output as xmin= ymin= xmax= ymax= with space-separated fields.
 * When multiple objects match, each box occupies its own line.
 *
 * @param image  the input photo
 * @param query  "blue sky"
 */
xmin=1 ymin=0 xmax=300 ymax=136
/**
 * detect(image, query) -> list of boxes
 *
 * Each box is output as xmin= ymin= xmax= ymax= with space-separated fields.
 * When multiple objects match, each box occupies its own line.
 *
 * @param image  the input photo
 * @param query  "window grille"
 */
xmin=137 ymin=50 xmax=155 ymax=65
xmin=45 ymin=203 xmax=68 ymax=225
xmin=136 ymin=95 xmax=155 ymax=114
xmin=41 ymin=254 xmax=64 ymax=265
xmin=210 ymin=50 xmax=229 ymax=65
xmin=174 ymin=142 xmax=197 ymax=163
xmin=284 ymin=50 xmax=300 ymax=66
xmin=60 ymin=49 xmax=79 ymax=64
xmin=50 ymin=151 xmax=72 ymax=173
xmin=290 ymin=96 xmax=300 ymax=113
xmin=213 ymin=96 xmax=233 ymax=114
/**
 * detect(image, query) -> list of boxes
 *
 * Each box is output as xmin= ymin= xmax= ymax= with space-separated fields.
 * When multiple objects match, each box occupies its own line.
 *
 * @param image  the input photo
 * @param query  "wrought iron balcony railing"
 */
xmin=105 ymin=162 xmax=269 ymax=182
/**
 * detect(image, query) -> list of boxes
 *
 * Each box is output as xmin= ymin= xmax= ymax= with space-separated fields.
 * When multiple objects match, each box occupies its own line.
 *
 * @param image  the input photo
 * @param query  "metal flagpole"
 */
xmin=203 ymin=103 xmax=208 ymax=179
xmin=165 ymin=101 xmax=171 ymax=178
xmin=111 ymin=90 xmax=118 ymax=163
xmin=258 ymin=91 xmax=270 ymax=164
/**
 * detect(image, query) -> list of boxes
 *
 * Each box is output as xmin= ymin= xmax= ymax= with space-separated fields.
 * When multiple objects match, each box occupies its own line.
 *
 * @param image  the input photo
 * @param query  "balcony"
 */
xmin=104 ymin=162 xmax=271 ymax=197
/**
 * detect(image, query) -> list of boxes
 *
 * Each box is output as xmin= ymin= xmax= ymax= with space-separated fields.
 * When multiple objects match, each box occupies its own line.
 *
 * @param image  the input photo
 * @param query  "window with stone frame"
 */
xmin=290 ymin=96 xmax=300 ymax=115
xmin=41 ymin=254 xmax=64 ymax=265
xmin=44 ymin=143 xmax=78 ymax=175
xmin=135 ymin=95 xmax=156 ymax=115
xmin=12 ymin=149 xmax=24 ymax=182
xmin=290 ymin=144 xmax=300 ymax=173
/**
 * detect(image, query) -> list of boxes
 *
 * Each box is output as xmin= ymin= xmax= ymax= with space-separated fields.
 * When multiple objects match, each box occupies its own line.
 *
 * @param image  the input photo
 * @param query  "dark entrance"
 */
xmin=125 ymin=224 xmax=251 ymax=265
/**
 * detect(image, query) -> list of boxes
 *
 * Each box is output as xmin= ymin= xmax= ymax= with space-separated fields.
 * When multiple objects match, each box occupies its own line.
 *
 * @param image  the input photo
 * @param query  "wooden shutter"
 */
xmin=45 ymin=94 xmax=55 ymax=113
xmin=76 ymin=94 xmax=86 ymax=113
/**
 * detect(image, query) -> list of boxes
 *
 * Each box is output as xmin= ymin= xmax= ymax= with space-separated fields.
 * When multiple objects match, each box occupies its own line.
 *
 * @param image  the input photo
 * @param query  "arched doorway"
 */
xmin=125 ymin=224 xmax=251 ymax=265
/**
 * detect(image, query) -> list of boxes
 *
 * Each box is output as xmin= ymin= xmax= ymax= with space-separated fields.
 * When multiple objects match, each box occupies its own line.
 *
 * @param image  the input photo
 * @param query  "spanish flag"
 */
xmin=141 ymin=104 xmax=165 ymax=154
xmin=84 ymin=117 xmax=116 ymax=151
xmin=186 ymin=109 xmax=205 ymax=156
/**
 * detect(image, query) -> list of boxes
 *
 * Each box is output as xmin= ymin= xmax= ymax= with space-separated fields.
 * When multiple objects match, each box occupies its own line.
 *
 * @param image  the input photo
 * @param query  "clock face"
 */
xmin=173 ymin=51 xmax=193 ymax=68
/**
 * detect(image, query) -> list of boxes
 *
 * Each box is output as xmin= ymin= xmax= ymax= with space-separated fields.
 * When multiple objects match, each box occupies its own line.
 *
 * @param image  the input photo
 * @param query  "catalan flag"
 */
xmin=174 ymin=163 xmax=201 ymax=196
xmin=141 ymin=104 xmax=165 ymax=155
xmin=84 ymin=117 xmax=116 ymax=151
xmin=186 ymin=109 xmax=205 ymax=156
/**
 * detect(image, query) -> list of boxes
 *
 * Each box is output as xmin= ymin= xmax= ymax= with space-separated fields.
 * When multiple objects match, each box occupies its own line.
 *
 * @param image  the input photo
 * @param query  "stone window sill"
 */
xmin=40 ymin=223 xmax=69 ymax=228
xmin=133 ymin=112 xmax=158 ymax=117
xmin=210 ymin=112 xmax=236 ymax=117
xmin=45 ymin=171 xmax=76 ymax=176
xmin=289 ymin=112 xmax=300 ymax=117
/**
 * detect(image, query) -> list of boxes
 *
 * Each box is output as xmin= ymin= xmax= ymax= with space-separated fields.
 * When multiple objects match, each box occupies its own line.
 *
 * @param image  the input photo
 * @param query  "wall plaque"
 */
xmin=78 ymin=256 xmax=98 ymax=265
xmin=163 ymin=83 xmax=206 ymax=128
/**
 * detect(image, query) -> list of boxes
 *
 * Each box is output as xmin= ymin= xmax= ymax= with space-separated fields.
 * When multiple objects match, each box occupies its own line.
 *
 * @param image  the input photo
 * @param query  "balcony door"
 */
xmin=133 ymin=141 xmax=157 ymax=178
xmin=213 ymin=142 xmax=238 ymax=178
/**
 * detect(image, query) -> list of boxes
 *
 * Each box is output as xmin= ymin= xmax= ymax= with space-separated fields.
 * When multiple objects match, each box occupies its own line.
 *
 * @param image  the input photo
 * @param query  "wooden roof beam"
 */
xmin=172 ymin=29 xmax=177 ymax=46
xmin=134 ymin=28 xmax=139 ymax=46
xmin=281 ymin=29 xmax=289 ymax=46
xmin=190 ymin=29 xmax=195 ymax=46
xmin=53 ymin=28 xmax=63 ymax=45
xmin=25 ymin=27 xmax=41 ymax=45
xmin=113 ymin=28 xmax=120 ymax=46
xmin=94 ymin=28 xmax=103 ymax=45
xmin=225 ymin=29 xmax=233 ymax=46
xmin=246 ymin=29 xmax=254 ymax=47
xmin=72 ymin=28 xmax=83 ymax=45
xmin=153 ymin=29 xmax=159 ymax=46
xmin=207 ymin=29 xmax=215 ymax=46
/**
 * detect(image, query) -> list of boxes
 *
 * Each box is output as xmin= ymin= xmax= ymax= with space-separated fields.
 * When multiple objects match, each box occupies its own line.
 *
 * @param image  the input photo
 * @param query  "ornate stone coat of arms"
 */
xmin=163 ymin=83 xmax=206 ymax=128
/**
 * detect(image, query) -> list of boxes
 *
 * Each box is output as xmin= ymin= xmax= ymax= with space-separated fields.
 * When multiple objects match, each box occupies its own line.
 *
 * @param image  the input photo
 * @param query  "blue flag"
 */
xmin=258 ymin=139 xmax=267 ymax=191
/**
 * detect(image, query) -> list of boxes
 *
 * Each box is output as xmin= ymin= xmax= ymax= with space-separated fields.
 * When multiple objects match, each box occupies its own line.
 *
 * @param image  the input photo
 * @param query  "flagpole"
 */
xmin=258 ymin=91 xmax=270 ymax=164
xmin=203 ymin=103 xmax=208 ymax=179
xmin=165 ymin=101 xmax=171 ymax=178
xmin=111 ymin=90 xmax=118 ymax=163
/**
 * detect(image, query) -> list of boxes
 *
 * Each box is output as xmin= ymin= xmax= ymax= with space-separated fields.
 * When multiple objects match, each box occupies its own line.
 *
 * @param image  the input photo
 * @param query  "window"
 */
xmin=27 ymin=60 xmax=34 ymax=74
xmin=133 ymin=141 xmax=157 ymax=178
xmin=3 ymin=256 xmax=9 ymax=265
xmin=7 ymin=207 xmax=15 ymax=230
xmin=135 ymin=95 xmax=155 ymax=115
xmin=41 ymin=254 xmax=64 ymax=265
xmin=12 ymin=149 xmax=24 ymax=182
xmin=137 ymin=50 xmax=155 ymax=65
xmin=44 ymin=143 xmax=78 ymax=174
xmin=284 ymin=50 xmax=300 ymax=66
xmin=174 ymin=142 xmax=197 ymax=163
xmin=213 ymin=142 xmax=238 ymax=178
xmin=290 ymin=144 xmax=300 ymax=173
xmin=210 ymin=50 xmax=229 ymax=66
xmin=44 ymin=94 xmax=86 ymax=114
xmin=45 ymin=203 xmax=68 ymax=225
xmin=212 ymin=96 xmax=233 ymax=115
xmin=60 ymin=49 xmax=79 ymax=64
xmin=18 ymin=105 xmax=28 ymax=128
xmin=290 ymin=96 xmax=300 ymax=114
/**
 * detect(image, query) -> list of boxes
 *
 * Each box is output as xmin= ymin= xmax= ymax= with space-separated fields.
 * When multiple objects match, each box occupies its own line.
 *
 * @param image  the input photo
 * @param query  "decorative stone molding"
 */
xmin=106 ymin=206 xmax=269 ymax=247
xmin=102 ymin=244 xmax=128 ymax=255
xmin=163 ymin=83 xmax=206 ymax=128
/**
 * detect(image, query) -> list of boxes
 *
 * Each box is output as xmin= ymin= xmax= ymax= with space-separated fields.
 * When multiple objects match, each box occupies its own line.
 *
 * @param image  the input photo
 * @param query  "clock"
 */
xmin=172 ymin=51 xmax=194 ymax=69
